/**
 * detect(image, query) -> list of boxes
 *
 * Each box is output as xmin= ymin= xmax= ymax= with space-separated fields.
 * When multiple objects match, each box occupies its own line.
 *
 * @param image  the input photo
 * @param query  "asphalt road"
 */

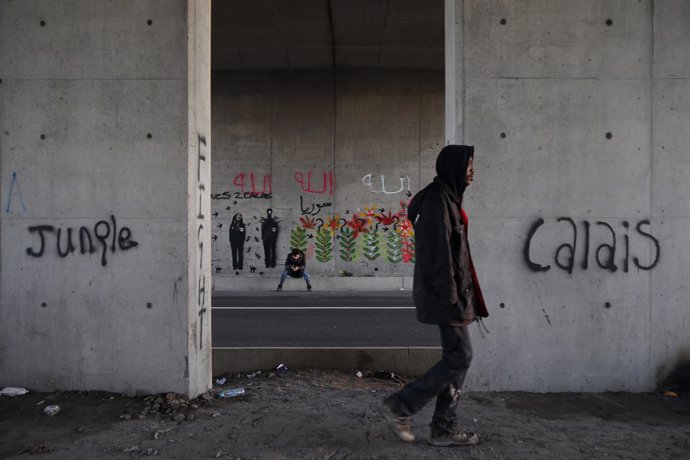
xmin=211 ymin=291 xmax=441 ymax=348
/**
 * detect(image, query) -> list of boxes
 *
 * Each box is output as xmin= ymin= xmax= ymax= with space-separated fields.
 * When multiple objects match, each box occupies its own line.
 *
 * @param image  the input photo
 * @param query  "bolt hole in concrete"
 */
xmin=606 ymin=132 xmax=612 ymax=139
xmin=147 ymin=133 xmax=152 ymax=139
xmin=500 ymin=132 xmax=506 ymax=138
xmin=606 ymin=19 xmax=613 ymax=26
xmin=40 ymin=20 xmax=46 ymax=26
xmin=500 ymin=18 xmax=507 ymax=25
xmin=147 ymin=19 xmax=153 ymax=25
xmin=604 ymin=302 xmax=612 ymax=309
xmin=147 ymin=302 xmax=153 ymax=309
xmin=40 ymin=134 xmax=45 ymax=140
xmin=500 ymin=303 xmax=506 ymax=308
xmin=40 ymin=302 xmax=47 ymax=308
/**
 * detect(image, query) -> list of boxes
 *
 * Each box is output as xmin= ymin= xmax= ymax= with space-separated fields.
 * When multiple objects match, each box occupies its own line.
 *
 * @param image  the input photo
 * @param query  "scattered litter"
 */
xmin=400 ymin=288 xmax=405 ymax=291
xmin=246 ymin=371 xmax=261 ymax=379
xmin=43 ymin=405 xmax=60 ymax=416
xmin=218 ymin=388 xmax=245 ymax=398
xmin=372 ymin=371 xmax=402 ymax=383
xmin=35 ymin=400 xmax=45 ymax=406
xmin=356 ymin=371 xmax=363 ymax=378
xmin=0 ymin=387 xmax=29 ymax=397
xmin=663 ymin=390 xmax=679 ymax=398
xmin=211 ymin=412 xmax=221 ymax=418
xmin=216 ymin=377 xmax=227 ymax=385
xmin=154 ymin=428 xmax=172 ymax=440
xmin=473 ymin=418 xmax=479 ymax=423
xmin=276 ymin=363 xmax=288 ymax=375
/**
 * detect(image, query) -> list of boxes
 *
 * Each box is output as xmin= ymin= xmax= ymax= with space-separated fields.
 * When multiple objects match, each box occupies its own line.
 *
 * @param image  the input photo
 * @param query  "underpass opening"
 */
xmin=209 ymin=0 xmax=446 ymax=373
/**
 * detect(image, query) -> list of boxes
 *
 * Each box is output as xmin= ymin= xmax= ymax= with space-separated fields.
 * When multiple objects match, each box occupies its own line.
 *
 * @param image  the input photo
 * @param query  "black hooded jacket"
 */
xmin=407 ymin=145 xmax=488 ymax=325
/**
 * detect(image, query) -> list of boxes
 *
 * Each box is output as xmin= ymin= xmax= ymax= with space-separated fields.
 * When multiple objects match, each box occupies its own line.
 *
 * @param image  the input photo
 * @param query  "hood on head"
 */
xmin=435 ymin=144 xmax=474 ymax=203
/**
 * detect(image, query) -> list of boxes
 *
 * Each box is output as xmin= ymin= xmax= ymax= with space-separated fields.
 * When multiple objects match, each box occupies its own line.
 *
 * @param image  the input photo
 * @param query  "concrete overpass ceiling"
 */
xmin=212 ymin=0 xmax=444 ymax=70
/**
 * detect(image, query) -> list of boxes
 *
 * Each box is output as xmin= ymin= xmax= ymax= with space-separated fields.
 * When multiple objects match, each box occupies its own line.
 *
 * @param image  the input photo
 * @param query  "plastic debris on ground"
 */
xmin=276 ymin=363 xmax=288 ymax=376
xmin=246 ymin=371 xmax=262 ymax=379
xmin=215 ymin=377 xmax=227 ymax=385
xmin=356 ymin=371 xmax=363 ymax=378
xmin=0 ymin=387 xmax=29 ymax=397
xmin=663 ymin=390 xmax=679 ymax=398
xmin=218 ymin=388 xmax=245 ymax=398
xmin=43 ymin=405 xmax=60 ymax=416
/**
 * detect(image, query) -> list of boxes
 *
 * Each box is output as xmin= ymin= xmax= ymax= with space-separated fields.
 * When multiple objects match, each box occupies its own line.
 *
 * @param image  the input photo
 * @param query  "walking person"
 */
xmin=381 ymin=145 xmax=489 ymax=446
xmin=276 ymin=248 xmax=312 ymax=291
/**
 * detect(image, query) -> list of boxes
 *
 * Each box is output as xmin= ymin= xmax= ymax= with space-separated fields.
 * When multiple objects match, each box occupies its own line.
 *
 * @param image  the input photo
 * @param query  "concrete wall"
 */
xmin=211 ymin=69 xmax=444 ymax=288
xmin=444 ymin=0 xmax=688 ymax=391
xmin=0 ymin=0 xmax=212 ymax=396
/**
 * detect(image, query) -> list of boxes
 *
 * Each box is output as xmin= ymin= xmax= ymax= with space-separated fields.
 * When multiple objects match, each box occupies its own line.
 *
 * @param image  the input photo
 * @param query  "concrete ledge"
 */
xmin=212 ymin=348 xmax=439 ymax=378
xmin=213 ymin=276 xmax=414 ymax=292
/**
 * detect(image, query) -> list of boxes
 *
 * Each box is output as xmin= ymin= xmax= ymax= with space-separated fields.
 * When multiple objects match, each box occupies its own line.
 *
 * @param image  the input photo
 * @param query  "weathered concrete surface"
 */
xmin=450 ymin=0 xmax=686 ymax=391
xmin=0 ymin=0 xmax=211 ymax=396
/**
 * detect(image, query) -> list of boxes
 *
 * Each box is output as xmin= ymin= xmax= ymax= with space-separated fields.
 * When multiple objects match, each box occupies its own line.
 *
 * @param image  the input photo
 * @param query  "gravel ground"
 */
xmin=1 ymin=369 xmax=688 ymax=459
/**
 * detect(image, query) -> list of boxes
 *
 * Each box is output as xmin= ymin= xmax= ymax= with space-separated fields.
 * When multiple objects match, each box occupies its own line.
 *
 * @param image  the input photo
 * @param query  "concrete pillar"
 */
xmin=444 ymin=0 xmax=464 ymax=144
xmin=0 ymin=0 xmax=212 ymax=396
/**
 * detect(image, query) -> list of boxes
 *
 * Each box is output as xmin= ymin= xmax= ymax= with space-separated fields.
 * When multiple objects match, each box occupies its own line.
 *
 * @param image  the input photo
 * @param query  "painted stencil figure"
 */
xmin=276 ymin=248 xmax=312 ymax=292
xmin=381 ymin=145 xmax=489 ymax=446
xmin=229 ymin=213 xmax=246 ymax=271
xmin=261 ymin=208 xmax=280 ymax=268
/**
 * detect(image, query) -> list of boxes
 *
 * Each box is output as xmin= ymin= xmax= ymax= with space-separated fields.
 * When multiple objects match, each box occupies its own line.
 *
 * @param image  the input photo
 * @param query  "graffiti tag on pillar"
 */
xmin=362 ymin=174 xmax=412 ymax=195
xmin=196 ymin=135 xmax=209 ymax=350
xmin=25 ymin=215 xmax=138 ymax=266
xmin=294 ymin=170 xmax=335 ymax=195
xmin=524 ymin=217 xmax=660 ymax=274
xmin=5 ymin=172 xmax=27 ymax=214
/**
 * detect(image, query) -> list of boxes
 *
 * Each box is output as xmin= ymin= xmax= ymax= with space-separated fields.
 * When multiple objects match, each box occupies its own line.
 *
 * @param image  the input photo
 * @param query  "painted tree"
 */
xmin=290 ymin=227 xmax=308 ymax=252
xmin=339 ymin=227 xmax=357 ymax=262
xmin=315 ymin=228 xmax=333 ymax=263
xmin=362 ymin=230 xmax=380 ymax=260
xmin=385 ymin=229 xmax=403 ymax=264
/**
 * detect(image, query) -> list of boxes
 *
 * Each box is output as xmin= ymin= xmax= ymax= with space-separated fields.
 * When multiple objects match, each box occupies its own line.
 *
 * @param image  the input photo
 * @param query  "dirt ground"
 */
xmin=1 ymin=368 xmax=689 ymax=459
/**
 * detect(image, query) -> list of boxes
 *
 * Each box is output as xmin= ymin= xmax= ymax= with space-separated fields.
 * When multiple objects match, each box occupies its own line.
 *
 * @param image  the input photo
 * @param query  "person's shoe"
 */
xmin=381 ymin=399 xmax=415 ymax=443
xmin=428 ymin=428 xmax=479 ymax=447
xmin=307 ymin=284 xmax=312 ymax=292
xmin=276 ymin=284 xmax=282 ymax=291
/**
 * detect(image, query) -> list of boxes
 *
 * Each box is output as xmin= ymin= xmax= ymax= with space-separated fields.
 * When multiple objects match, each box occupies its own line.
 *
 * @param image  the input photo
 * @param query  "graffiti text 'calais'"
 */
xmin=524 ymin=217 xmax=660 ymax=274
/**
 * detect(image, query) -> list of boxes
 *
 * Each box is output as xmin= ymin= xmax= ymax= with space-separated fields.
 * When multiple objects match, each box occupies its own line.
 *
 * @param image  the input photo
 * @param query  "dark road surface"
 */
xmin=211 ymin=291 xmax=440 ymax=348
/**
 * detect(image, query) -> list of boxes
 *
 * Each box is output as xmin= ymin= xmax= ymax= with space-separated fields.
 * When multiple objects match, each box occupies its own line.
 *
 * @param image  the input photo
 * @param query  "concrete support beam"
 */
xmin=444 ymin=0 xmax=464 ymax=145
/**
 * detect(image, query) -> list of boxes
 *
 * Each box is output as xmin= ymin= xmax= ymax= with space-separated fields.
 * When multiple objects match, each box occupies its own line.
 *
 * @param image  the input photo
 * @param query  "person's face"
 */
xmin=465 ymin=157 xmax=474 ymax=186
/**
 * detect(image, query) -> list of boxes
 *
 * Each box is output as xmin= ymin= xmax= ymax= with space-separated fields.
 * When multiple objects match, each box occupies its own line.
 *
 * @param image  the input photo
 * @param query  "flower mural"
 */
xmin=325 ymin=214 xmax=342 ymax=235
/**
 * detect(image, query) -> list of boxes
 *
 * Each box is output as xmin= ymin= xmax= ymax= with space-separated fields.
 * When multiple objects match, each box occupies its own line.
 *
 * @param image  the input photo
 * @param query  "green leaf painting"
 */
xmin=385 ymin=230 xmax=403 ymax=264
xmin=315 ymin=228 xmax=333 ymax=263
xmin=290 ymin=227 xmax=307 ymax=252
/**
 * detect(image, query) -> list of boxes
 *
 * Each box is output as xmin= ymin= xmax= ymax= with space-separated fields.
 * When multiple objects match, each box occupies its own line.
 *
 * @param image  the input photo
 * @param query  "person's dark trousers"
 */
xmin=391 ymin=324 xmax=472 ymax=432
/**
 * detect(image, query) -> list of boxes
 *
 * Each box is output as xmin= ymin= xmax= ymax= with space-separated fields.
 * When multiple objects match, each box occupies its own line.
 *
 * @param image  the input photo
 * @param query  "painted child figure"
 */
xmin=276 ymin=248 xmax=312 ymax=292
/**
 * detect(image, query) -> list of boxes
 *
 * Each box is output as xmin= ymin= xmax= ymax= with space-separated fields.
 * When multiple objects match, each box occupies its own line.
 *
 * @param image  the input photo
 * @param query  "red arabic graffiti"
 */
xmin=233 ymin=172 xmax=272 ymax=195
xmin=294 ymin=170 xmax=334 ymax=195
